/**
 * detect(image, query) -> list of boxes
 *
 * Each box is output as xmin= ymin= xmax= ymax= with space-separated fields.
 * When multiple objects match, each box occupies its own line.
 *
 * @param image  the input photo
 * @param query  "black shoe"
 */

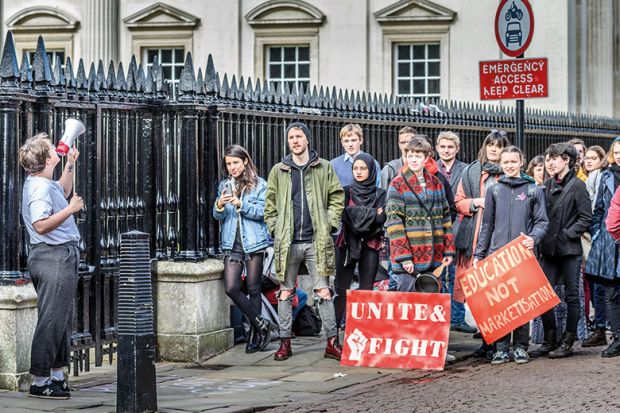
xmin=602 ymin=336 xmax=620 ymax=358
xmin=450 ymin=322 xmax=478 ymax=334
xmin=51 ymin=379 xmax=71 ymax=392
xmin=530 ymin=329 xmax=558 ymax=358
xmin=549 ymin=332 xmax=575 ymax=359
xmin=254 ymin=316 xmax=276 ymax=352
xmin=29 ymin=381 xmax=70 ymax=399
xmin=245 ymin=326 xmax=259 ymax=354
xmin=582 ymin=328 xmax=608 ymax=347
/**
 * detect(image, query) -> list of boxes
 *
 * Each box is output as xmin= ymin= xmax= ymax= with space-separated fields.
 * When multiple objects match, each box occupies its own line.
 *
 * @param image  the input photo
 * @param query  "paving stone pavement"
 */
xmin=263 ymin=343 xmax=620 ymax=413
xmin=0 ymin=331 xmax=510 ymax=413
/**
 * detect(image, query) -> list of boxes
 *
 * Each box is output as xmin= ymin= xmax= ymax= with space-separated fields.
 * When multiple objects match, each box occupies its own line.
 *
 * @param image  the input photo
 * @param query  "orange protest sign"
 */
xmin=458 ymin=235 xmax=560 ymax=344
xmin=341 ymin=290 xmax=451 ymax=371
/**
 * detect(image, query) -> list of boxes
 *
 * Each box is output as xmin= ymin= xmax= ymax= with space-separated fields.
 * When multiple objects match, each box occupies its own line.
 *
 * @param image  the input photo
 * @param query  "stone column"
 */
xmin=153 ymin=260 xmax=234 ymax=362
xmin=83 ymin=0 xmax=119 ymax=65
xmin=585 ymin=0 xmax=614 ymax=116
xmin=0 ymin=281 xmax=37 ymax=391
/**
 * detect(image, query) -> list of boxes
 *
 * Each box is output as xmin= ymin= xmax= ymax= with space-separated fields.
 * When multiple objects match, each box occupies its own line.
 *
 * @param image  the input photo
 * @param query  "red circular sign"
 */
xmin=494 ymin=0 xmax=535 ymax=57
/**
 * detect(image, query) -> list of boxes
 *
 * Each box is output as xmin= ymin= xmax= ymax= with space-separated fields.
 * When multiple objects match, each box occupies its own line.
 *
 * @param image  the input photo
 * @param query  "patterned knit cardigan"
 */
xmin=386 ymin=167 xmax=456 ymax=274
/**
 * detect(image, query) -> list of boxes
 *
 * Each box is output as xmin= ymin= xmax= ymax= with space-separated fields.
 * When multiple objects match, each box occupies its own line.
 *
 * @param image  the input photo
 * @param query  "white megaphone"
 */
xmin=56 ymin=118 xmax=86 ymax=156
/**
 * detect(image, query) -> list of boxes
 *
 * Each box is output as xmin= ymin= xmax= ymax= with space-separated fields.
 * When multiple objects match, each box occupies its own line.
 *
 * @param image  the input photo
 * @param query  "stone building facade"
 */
xmin=0 ymin=0 xmax=618 ymax=116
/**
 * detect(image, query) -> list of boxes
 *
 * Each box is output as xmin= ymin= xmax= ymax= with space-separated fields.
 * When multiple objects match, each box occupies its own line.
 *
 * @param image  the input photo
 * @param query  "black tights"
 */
xmin=334 ymin=245 xmax=379 ymax=326
xmin=224 ymin=253 xmax=264 ymax=326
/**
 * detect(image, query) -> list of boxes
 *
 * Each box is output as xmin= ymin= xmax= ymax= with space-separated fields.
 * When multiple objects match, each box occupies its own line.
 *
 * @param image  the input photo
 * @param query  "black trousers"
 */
xmin=496 ymin=322 xmax=529 ymax=351
xmin=334 ymin=245 xmax=379 ymax=326
xmin=28 ymin=242 xmax=79 ymax=377
xmin=606 ymin=284 xmax=620 ymax=335
xmin=540 ymin=255 xmax=582 ymax=336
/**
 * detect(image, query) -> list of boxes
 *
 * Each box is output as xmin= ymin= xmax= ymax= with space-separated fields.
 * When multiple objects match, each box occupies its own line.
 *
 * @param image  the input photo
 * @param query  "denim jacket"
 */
xmin=213 ymin=177 xmax=272 ymax=253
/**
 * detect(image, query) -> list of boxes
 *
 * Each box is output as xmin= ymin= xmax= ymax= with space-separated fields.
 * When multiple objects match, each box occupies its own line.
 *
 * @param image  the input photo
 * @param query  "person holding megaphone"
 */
xmin=19 ymin=120 xmax=85 ymax=400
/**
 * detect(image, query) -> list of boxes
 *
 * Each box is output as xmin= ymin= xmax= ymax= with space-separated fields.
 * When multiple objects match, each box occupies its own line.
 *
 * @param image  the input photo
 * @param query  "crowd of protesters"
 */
xmin=19 ymin=122 xmax=620 ymax=398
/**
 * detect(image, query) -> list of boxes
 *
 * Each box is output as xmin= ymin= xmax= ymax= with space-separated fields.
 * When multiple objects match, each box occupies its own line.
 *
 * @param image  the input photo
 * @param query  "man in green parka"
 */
xmin=265 ymin=121 xmax=345 ymax=361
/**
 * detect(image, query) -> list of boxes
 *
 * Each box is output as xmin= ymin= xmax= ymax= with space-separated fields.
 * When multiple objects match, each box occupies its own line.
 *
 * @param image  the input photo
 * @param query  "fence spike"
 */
xmin=214 ymin=71 xmax=221 ymax=94
xmin=64 ymin=56 xmax=75 ymax=89
xmin=128 ymin=54 xmax=138 ymax=82
xmin=126 ymin=60 xmax=137 ymax=92
xmin=51 ymin=55 xmax=64 ymax=87
xmin=136 ymin=64 xmax=146 ymax=92
xmin=261 ymin=77 xmax=270 ymax=101
xmin=205 ymin=54 xmax=216 ymax=93
xmin=196 ymin=67 xmax=204 ymax=95
xmin=230 ymin=74 xmax=238 ymax=99
xmin=239 ymin=76 xmax=247 ymax=100
xmin=179 ymin=52 xmax=196 ymax=97
xmin=155 ymin=61 xmax=165 ymax=95
xmin=106 ymin=60 xmax=116 ymax=90
xmin=0 ymin=32 xmax=20 ymax=87
xmin=76 ymin=59 xmax=87 ymax=89
xmin=246 ymin=77 xmax=254 ymax=101
xmin=283 ymin=81 xmax=291 ymax=103
xmin=96 ymin=60 xmax=107 ymax=90
xmin=19 ymin=51 xmax=32 ymax=84
xmin=254 ymin=77 xmax=262 ymax=102
xmin=32 ymin=35 xmax=53 ymax=85
xmin=87 ymin=62 xmax=98 ymax=91
xmin=144 ymin=66 xmax=153 ymax=94
xmin=272 ymin=81 xmax=281 ymax=104
xmin=220 ymin=73 xmax=229 ymax=98
xmin=116 ymin=61 xmax=126 ymax=91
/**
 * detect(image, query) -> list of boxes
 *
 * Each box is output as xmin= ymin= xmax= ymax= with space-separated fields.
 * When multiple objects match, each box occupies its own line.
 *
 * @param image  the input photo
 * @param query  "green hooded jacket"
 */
xmin=264 ymin=153 xmax=344 ymax=281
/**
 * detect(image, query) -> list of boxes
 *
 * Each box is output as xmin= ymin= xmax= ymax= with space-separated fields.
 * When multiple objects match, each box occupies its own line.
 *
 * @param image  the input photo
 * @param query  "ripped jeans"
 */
xmin=277 ymin=243 xmax=338 ymax=339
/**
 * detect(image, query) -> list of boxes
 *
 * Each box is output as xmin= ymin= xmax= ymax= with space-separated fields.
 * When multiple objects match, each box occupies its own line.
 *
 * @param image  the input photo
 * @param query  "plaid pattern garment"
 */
xmin=386 ymin=167 xmax=455 ymax=274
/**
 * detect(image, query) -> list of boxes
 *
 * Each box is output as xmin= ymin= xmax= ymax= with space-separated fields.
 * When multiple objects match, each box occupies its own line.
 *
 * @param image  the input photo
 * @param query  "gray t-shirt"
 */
xmin=22 ymin=175 xmax=81 ymax=245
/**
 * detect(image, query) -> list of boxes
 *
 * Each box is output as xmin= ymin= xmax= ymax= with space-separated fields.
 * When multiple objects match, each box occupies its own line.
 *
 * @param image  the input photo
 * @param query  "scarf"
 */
xmin=454 ymin=160 xmax=501 ymax=259
xmin=350 ymin=153 xmax=379 ymax=206
xmin=425 ymin=157 xmax=439 ymax=175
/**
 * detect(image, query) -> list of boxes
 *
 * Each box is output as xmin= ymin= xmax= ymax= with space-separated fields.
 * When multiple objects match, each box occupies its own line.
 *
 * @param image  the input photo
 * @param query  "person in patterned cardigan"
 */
xmin=386 ymin=137 xmax=456 ymax=292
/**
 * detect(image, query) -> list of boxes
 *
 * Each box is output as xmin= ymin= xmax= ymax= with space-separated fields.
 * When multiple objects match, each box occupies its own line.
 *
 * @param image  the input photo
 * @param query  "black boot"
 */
xmin=530 ymin=329 xmax=558 ymax=358
xmin=549 ymin=331 xmax=575 ymax=358
xmin=253 ymin=317 xmax=275 ymax=352
xmin=245 ymin=326 xmax=259 ymax=354
xmin=602 ymin=335 xmax=620 ymax=358
xmin=582 ymin=328 xmax=608 ymax=347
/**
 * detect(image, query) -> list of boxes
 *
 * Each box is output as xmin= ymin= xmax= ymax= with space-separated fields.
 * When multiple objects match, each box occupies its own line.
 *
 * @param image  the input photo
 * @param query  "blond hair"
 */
xmin=19 ymin=133 xmax=51 ymax=173
xmin=339 ymin=123 xmax=363 ymax=140
xmin=436 ymin=131 xmax=460 ymax=147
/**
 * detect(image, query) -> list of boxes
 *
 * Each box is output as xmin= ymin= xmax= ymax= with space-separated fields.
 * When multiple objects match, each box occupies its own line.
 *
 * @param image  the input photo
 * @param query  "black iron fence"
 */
xmin=0 ymin=32 xmax=618 ymax=374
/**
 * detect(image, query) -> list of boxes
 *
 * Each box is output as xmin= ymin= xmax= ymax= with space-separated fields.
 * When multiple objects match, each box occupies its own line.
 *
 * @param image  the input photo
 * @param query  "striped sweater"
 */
xmin=386 ymin=167 xmax=455 ymax=274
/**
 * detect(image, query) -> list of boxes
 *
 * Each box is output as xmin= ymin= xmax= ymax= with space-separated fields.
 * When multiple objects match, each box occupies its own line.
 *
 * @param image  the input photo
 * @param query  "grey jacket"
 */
xmin=474 ymin=176 xmax=549 ymax=259
xmin=380 ymin=158 xmax=404 ymax=190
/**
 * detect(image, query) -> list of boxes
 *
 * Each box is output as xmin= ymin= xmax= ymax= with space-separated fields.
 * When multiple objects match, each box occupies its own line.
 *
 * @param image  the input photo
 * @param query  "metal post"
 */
xmin=116 ymin=230 xmax=157 ymax=413
xmin=515 ymin=53 xmax=525 ymax=151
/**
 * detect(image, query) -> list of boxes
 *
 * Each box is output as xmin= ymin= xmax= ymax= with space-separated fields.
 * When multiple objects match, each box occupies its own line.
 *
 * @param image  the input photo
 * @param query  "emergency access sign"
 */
xmin=479 ymin=57 xmax=548 ymax=100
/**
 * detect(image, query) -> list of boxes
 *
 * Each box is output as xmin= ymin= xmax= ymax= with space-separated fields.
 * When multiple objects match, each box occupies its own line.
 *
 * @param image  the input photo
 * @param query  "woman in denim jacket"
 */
xmin=213 ymin=145 xmax=273 ymax=353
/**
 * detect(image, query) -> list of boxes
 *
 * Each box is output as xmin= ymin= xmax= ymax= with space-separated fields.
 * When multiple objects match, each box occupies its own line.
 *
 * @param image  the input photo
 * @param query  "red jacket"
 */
xmin=605 ymin=186 xmax=620 ymax=241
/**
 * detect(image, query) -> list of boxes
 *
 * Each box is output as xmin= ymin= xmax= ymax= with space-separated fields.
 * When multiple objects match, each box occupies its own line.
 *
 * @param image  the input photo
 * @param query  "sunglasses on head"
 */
xmin=490 ymin=129 xmax=507 ymax=137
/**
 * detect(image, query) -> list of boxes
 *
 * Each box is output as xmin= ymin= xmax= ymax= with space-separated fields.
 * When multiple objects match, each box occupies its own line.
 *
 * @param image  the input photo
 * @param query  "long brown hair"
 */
xmin=220 ymin=145 xmax=259 ymax=196
xmin=477 ymin=130 xmax=511 ymax=163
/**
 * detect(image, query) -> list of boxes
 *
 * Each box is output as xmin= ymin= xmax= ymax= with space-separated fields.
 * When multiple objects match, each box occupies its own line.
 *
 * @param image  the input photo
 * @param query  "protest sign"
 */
xmin=458 ymin=235 xmax=560 ymax=344
xmin=341 ymin=290 xmax=451 ymax=370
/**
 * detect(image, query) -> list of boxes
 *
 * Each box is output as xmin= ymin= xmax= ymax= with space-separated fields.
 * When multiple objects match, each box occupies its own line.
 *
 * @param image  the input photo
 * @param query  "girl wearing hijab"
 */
xmin=334 ymin=153 xmax=386 ymax=328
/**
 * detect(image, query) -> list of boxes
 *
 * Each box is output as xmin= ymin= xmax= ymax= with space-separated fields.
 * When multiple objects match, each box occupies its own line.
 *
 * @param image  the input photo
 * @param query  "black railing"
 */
xmin=0 ymin=31 xmax=618 ymax=374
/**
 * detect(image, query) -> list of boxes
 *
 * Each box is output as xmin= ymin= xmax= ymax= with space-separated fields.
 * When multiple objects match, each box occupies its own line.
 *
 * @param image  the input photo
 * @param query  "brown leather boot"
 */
xmin=274 ymin=338 xmax=292 ymax=361
xmin=582 ymin=328 xmax=608 ymax=347
xmin=324 ymin=336 xmax=342 ymax=360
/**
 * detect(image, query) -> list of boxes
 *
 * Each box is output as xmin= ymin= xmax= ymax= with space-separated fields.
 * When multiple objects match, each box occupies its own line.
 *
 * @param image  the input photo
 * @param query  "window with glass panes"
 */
xmin=266 ymin=46 xmax=310 ymax=93
xmin=145 ymin=48 xmax=185 ymax=92
xmin=394 ymin=44 xmax=440 ymax=99
xmin=26 ymin=50 xmax=65 ymax=67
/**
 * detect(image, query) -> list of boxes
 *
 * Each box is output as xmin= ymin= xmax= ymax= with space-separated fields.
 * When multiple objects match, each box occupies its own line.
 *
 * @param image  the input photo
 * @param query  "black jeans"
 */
xmin=334 ymin=245 xmax=379 ymax=326
xmin=606 ymin=284 xmax=620 ymax=335
xmin=540 ymin=255 xmax=582 ymax=336
xmin=496 ymin=322 xmax=529 ymax=351
xmin=28 ymin=242 xmax=79 ymax=377
xmin=223 ymin=252 xmax=264 ymax=327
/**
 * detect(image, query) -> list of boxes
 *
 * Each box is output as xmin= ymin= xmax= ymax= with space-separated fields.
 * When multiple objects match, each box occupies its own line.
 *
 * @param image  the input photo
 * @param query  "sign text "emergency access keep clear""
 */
xmin=479 ymin=57 xmax=548 ymax=100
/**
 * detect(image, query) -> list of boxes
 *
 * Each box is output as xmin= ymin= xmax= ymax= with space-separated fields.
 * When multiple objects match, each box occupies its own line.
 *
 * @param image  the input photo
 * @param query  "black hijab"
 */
xmin=350 ymin=153 xmax=378 ymax=206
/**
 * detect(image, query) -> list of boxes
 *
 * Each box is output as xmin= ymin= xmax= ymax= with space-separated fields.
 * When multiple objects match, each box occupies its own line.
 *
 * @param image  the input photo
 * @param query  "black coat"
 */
xmin=540 ymin=169 xmax=592 ymax=257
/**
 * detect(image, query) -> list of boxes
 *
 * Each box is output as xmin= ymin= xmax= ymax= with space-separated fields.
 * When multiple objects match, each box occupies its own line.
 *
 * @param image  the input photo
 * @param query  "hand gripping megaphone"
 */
xmin=56 ymin=118 xmax=86 ymax=156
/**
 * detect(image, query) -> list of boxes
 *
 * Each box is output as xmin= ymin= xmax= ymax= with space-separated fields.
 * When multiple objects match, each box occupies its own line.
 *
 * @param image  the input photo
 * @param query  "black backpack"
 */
xmin=292 ymin=305 xmax=322 ymax=336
